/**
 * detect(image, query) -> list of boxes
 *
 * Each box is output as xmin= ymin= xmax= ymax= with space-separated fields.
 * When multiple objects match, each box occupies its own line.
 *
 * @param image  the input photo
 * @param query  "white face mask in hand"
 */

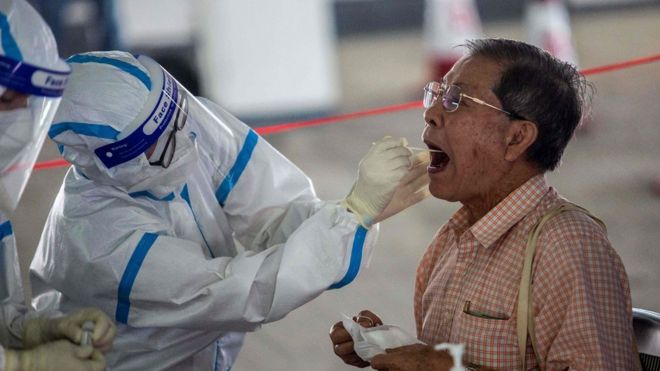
xmin=341 ymin=314 xmax=423 ymax=361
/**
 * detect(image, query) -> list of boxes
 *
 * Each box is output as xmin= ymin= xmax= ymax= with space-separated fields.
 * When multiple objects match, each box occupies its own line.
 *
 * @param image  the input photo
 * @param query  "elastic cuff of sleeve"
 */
xmin=340 ymin=199 xmax=372 ymax=228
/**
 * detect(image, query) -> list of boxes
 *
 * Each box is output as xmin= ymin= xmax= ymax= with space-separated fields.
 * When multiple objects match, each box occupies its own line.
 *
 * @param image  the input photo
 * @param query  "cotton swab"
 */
xmin=408 ymin=146 xmax=444 ymax=153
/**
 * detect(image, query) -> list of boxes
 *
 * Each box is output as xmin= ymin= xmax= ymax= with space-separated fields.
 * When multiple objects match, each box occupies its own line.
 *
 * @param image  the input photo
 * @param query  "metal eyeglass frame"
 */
xmin=423 ymin=81 xmax=526 ymax=120
xmin=148 ymin=95 xmax=189 ymax=168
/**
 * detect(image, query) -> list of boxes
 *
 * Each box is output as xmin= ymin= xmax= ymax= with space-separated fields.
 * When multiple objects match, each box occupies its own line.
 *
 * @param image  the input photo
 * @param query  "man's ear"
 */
xmin=504 ymin=120 xmax=537 ymax=162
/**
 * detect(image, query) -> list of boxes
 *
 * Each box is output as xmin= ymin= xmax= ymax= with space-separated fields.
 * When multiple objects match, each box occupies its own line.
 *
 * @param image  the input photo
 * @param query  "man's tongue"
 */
xmin=429 ymin=150 xmax=450 ymax=171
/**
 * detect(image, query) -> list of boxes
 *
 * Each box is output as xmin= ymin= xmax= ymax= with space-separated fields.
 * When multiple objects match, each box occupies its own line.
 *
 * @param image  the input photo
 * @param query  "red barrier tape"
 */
xmin=255 ymin=101 xmax=423 ymax=136
xmin=32 ymin=53 xmax=660 ymax=171
xmin=34 ymin=158 xmax=69 ymax=171
xmin=581 ymin=54 xmax=660 ymax=76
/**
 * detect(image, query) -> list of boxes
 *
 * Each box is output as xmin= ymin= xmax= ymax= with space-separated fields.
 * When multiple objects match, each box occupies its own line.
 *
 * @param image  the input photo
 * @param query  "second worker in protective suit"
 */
xmin=30 ymin=51 xmax=430 ymax=370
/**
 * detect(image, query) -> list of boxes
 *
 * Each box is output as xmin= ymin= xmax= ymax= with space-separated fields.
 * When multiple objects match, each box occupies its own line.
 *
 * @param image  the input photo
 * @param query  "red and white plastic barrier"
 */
xmin=423 ymin=0 xmax=482 ymax=82
xmin=525 ymin=0 xmax=579 ymax=65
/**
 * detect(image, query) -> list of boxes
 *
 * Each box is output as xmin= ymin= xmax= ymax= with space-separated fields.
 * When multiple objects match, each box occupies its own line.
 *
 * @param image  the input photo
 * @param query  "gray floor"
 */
xmin=11 ymin=6 xmax=660 ymax=371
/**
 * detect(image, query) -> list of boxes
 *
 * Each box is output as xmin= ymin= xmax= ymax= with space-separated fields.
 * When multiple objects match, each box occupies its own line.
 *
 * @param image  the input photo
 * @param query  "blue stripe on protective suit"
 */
xmin=214 ymin=341 xmax=221 ymax=371
xmin=329 ymin=225 xmax=367 ymax=289
xmin=129 ymin=191 xmax=175 ymax=202
xmin=180 ymin=184 xmax=214 ymax=258
xmin=215 ymin=130 xmax=259 ymax=206
xmin=49 ymin=122 xmax=120 ymax=140
xmin=0 ymin=220 xmax=13 ymax=240
xmin=0 ymin=12 xmax=22 ymax=61
xmin=0 ymin=220 xmax=11 ymax=300
xmin=116 ymin=233 xmax=158 ymax=323
xmin=67 ymin=54 xmax=152 ymax=91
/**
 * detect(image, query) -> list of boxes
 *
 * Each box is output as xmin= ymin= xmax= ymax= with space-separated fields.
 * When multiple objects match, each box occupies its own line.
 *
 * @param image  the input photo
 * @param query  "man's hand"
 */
xmin=23 ymin=308 xmax=116 ymax=352
xmin=370 ymin=344 xmax=454 ymax=371
xmin=329 ymin=310 xmax=383 ymax=368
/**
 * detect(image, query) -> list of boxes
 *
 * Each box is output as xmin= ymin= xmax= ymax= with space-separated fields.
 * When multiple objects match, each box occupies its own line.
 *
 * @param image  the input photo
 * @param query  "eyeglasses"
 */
xmin=423 ymin=81 xmax=523 ymax=119
xmin=149 ymin=96 xmax=188 ymax=168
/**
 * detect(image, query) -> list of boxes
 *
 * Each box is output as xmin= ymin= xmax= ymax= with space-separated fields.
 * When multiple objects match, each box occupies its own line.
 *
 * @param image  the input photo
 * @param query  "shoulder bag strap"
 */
xmin=517 ymin=202 xmax=605 ymax=371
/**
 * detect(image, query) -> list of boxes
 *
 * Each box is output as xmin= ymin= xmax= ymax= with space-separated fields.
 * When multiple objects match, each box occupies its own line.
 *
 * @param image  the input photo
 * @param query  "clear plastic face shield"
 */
xmin=92 ymin=55 xmax=234 ymax=180
xmin=0 ymin=54 xmax=70 ymax=215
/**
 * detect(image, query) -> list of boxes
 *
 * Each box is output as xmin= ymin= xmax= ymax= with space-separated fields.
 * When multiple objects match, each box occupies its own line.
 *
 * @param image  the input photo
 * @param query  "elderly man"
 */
xmin=330 ymin=38 xmax=638 ymax=370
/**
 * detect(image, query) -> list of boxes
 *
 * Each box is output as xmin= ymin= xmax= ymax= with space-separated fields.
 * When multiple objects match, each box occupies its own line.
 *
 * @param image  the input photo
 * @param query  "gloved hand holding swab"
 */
xmin=343 ymin=136 xmax=413 ymax=227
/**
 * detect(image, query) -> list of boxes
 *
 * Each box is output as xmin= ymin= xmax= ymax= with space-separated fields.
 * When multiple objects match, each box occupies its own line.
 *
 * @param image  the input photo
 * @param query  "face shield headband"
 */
xmin=94 ymin=55 xmax=185 ymax=169
xmin=0 ymin=54 xmax=70 ymax=97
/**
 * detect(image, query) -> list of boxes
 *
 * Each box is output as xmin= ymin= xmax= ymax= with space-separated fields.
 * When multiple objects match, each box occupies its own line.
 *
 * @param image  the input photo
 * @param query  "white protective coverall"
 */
xmin=30 ymin=52 xmax=384 ymax=370
xmin=0 ymin=215 xmax=26 ymax=364
xmin=0 ymin=0 xmax=76 ymax=367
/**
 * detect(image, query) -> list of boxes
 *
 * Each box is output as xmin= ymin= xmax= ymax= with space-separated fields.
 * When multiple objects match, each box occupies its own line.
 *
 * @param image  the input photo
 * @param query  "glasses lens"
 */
xmin=443 ymin=85 xmax=461 ymax=112
xmin=174 ymin=96 xmax=188 ymax=130
xmin=161 ymin=131 xmax=176 ymax=168
xmin=423 ymin=82 xmax=442 ymax=108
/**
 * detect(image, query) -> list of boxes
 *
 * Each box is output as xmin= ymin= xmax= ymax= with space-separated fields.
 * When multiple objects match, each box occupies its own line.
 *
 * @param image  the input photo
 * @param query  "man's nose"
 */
xmin=423 ymin=105 xmax=443 ymax=129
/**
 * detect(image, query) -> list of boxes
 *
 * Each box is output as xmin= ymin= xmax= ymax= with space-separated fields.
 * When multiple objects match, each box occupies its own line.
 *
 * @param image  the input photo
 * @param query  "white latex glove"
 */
xmin=343 ymin=136 xmax=413 ymax=227
xmin=23 ymin=308 xmax=116 ymax=353
xmin=4 ymin=340 xmax=106 ymax=371
xmin=373 ymin=151 xmax=431 ymax=223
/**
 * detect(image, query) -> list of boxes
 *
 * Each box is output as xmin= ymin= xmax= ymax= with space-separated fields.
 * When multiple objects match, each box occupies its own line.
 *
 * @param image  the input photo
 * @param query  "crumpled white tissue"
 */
xmin=341 ymin=314 xmax=423 ymax=361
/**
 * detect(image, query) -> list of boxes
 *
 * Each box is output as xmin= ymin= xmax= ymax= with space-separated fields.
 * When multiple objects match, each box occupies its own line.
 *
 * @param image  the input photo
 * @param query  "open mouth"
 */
xmin=427 ymin=143 xmax=450 ymax=173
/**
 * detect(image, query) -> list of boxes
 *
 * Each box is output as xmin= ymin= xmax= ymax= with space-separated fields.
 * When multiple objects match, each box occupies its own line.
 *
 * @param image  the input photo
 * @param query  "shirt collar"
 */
xmin=448 ymin=174 xmax=550 ymax=248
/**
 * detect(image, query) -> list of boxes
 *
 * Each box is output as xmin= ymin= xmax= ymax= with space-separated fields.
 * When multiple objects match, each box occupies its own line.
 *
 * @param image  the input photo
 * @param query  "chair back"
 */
xmin=633 ymin=308 xmax=660 ymax=371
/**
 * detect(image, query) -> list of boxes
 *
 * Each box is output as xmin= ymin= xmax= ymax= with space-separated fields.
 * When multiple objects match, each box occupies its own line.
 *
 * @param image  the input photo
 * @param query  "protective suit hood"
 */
xmin=0 ymin=0 xmax=70 ymax=215
xmin=49 ymin=52 xmax=199 ymax=194
xmin=0 ymin=0 xmax=69 ymax=78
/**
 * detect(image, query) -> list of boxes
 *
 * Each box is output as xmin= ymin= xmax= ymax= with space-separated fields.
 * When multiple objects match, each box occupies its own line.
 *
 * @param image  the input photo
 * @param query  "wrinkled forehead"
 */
xmin=443 ymin=56 xmax=504 ymax=93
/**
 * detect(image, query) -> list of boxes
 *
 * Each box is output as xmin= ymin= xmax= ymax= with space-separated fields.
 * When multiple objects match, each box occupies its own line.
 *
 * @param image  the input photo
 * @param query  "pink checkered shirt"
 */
xmin=414 ymin=175 xmax=638 ymax=370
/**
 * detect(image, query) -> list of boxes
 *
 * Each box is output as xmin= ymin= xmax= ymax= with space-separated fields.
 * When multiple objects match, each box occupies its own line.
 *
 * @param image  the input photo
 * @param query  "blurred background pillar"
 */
xmin=193 ymin=0 xmax=340 ymax=123
xmin=113 ymin=0 xmax=198 ymax=94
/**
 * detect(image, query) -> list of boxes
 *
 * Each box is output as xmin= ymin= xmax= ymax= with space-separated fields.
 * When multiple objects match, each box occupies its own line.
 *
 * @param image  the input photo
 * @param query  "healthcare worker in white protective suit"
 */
xmin=29 ymin=51 xmax=430 ymax=370
xmin=0 ymin=0 xmax=116 ymax=370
